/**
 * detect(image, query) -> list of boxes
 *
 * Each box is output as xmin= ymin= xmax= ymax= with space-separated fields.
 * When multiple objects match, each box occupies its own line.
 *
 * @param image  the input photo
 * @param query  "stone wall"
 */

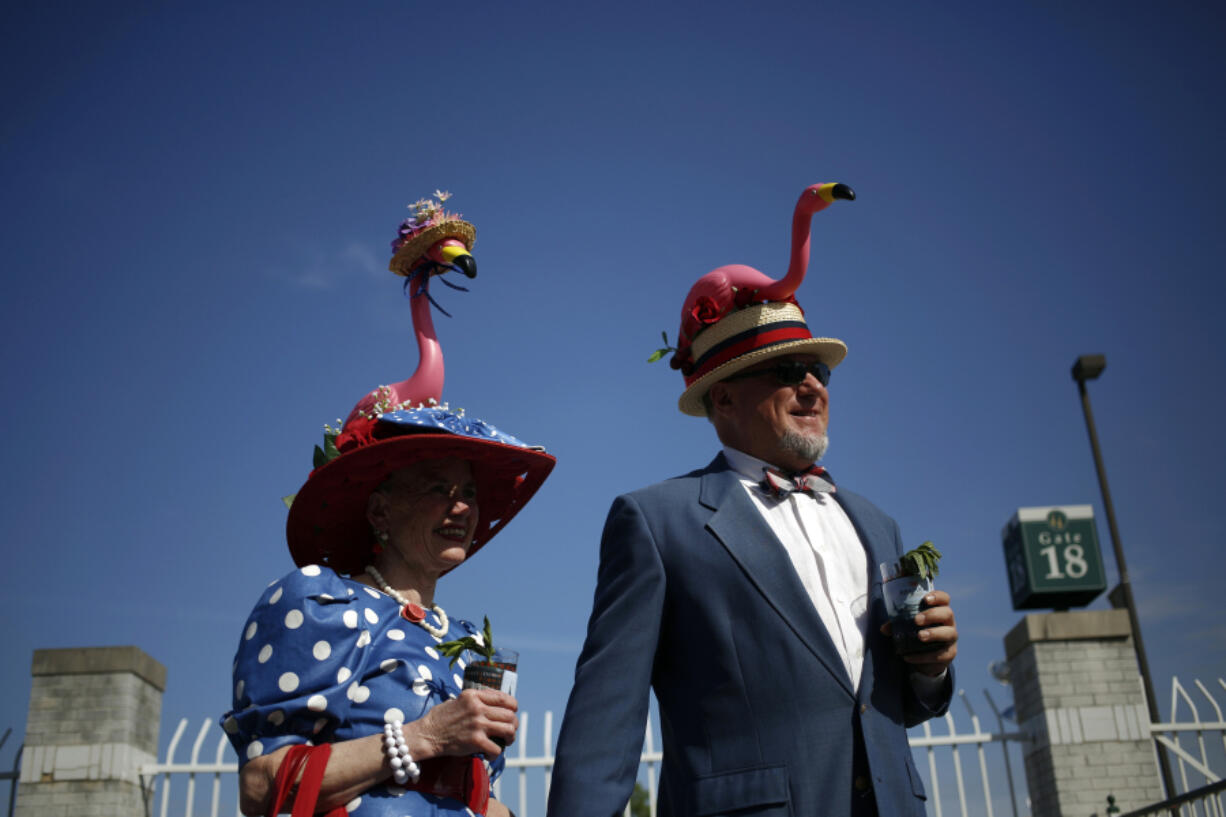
xmin=1005 ymin=610 xmax=1163 ymax=816
xmin=15 ymin=646 xmax=165 ymax=817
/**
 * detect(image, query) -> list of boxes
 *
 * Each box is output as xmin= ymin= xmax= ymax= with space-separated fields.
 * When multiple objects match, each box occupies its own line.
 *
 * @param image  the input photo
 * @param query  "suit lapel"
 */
xmin=700 ymin=456 xmax=855 ymax=698
xmin=833 ymin=490 xmax=897 ymax=698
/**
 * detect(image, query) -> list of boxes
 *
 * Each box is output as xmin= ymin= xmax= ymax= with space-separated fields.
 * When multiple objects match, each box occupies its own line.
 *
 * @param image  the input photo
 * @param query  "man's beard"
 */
xmin=780 ymin=431 xmax=828 ymax=465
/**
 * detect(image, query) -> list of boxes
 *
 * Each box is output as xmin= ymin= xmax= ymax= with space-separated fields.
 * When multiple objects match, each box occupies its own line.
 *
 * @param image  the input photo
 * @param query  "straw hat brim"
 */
xmin=389 ymin=219 xmax=476 ymax=276
xmin=286 ymin=433 xmax=555 ymax=575
xmin=677 ymin=337 xmax=847 ymax=417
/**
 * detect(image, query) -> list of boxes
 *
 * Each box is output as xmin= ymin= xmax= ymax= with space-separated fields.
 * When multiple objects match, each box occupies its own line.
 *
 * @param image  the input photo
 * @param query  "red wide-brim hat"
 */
xmin=286 ymin=407 xmax=556 ymax=575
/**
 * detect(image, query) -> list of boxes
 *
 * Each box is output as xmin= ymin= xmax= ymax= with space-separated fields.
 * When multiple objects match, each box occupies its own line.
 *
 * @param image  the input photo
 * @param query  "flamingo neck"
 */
xmin=388 ymin=274 xmax=444 ymax=406
xmin=756 ymin=206 xmax=814 ymax=302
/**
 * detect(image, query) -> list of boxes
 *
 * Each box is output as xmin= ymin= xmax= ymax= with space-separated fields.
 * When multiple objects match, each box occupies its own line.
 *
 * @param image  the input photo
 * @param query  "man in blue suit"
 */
xmin=548 ymin=284 xmax=958 ymax=816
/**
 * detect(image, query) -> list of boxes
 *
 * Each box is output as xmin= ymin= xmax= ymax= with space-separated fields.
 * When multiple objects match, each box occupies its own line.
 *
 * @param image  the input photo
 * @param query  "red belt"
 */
xmin=405 ymin=755 xmax=490 ymax=815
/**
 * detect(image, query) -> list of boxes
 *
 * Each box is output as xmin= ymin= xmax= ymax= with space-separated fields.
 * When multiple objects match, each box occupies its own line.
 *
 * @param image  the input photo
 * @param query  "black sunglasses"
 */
xmin=723 ymin=360 xmax=831 ymax=388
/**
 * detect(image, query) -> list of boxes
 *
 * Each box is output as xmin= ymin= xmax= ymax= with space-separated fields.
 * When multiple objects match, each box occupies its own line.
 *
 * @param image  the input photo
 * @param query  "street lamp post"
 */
xmin=1071 ymin=354 xmax=1176 ymax=802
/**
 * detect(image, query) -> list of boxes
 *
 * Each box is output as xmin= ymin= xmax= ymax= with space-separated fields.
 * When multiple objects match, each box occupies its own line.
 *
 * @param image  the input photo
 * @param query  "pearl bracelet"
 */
xmin=382 ymin=721 xmax=421 ymax=785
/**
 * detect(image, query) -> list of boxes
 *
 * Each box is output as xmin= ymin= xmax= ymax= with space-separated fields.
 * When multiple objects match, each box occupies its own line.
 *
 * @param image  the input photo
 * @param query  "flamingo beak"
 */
xmin=816 ymin=183 xmax=856 ymax=204
xmin=438 ymin=243 xmax=478 ymax=278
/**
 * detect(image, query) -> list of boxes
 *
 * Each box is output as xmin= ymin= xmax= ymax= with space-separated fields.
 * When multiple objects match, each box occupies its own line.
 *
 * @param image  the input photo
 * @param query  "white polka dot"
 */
xmin=457 ymin=658 xmax=466 ymax=671
xmin=364 ymin=587 xmax=381 ymax=599
xmin=387 ymin=629 xmax=405 ymax=641
xmin=269 ymin=587 xmax=283 ymax=604
xmin=268 ymin=710 xmax=285 ymax=726
xmin=246 ymin=740 xmax=264 ymax=760
xmin=235 ymin=679 xmax=245 ymax=699
xmin=345 ymin=797 xmax=361 ymax=813
xmin=347 ymin=682 xmax=370 ymax=703
xmin=347 ymin=588 xmax=355 ymax=595
xmin=313 ymin=718 xmax=328 ymax=734
xmin=364 ymin=608 xmax=379 ymax=624
xmin=412 ymin=679 xmax=430 ymax=697
xmin=337 ymin=667 xmax=352 ymax=684
xmin=313 ymin=641 xmax=332 ymax=660
xmin=258 ymin=644 xmax=273 ymax=664
xmin=278 ymin=672 xmax=299 ymax=692
xmin=386 ymin=785 xmax=406 ymax=797
xmin=302 ymin=565 xmax=321 ymax=576
xmin=285 ymin=609 xmax=304 ymax=629
xmin=307 ymin=695 xmax=328 ymax=712
xmin=425 ymin=647 xmax=439 ymax=660
xmin=222 ymin=717 xmax=238 ymax=734
xmin=319 ymin=593 xmax=334 ymax=601
xmin=416 ymin=665 xmax=433 ymax=681
xmin=342 ymin=610 xmax=358 ymax=628
xmin=454 ymin=674 xmax=463 ymax=688
xmin=356 ymin=631 xmax=371 ymax=648
xmin=380 ymin=659 xmax=399 ymax=673
xmin=384 ymin=707 xmax=405 ymax=723
xmin=244 ymin=621 xmax=257 ymax=640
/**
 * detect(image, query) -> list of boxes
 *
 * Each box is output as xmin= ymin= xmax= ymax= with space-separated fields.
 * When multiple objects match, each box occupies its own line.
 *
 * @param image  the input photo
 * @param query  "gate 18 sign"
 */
xmin=1001 ymin=505 xmax=1106 ymax=610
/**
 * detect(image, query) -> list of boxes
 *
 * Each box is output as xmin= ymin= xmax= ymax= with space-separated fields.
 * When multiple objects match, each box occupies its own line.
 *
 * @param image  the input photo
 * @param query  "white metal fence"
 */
xmin=1144 ymin=677 xmax=1226 ymax=817
xmin=137 ymin=688 xmax=1026 ymax=817
xmin=92 ymin=675 xmax=1226 ymax=817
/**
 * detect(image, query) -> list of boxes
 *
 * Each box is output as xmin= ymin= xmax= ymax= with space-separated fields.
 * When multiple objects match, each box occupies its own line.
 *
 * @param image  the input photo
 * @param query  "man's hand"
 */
xmin=881 ymin=590 xmax=958 ymax=677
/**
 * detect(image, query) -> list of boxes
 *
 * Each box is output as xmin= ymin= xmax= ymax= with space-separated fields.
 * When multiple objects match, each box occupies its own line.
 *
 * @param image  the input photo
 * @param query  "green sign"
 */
xmin=1001 ymin=505 xmax=1106 ymax=610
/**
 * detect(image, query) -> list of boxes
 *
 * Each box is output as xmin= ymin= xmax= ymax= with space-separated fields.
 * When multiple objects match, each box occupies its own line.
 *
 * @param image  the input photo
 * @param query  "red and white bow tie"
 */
xmin=759 ymin=465 xmax=837 ymax=499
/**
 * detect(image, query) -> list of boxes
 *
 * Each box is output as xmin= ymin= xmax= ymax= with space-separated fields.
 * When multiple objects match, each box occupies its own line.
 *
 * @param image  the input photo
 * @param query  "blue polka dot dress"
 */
xmin=221 ymin=565 xmax=504 ymax=816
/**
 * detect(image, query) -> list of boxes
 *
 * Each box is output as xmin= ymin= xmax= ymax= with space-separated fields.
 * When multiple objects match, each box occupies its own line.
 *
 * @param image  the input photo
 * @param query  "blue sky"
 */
xmin=3 ymin=0 xmax=1224 ymax=805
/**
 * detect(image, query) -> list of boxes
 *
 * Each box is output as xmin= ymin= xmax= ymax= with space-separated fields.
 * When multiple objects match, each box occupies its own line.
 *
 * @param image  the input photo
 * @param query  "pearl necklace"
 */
xmin=364 ymin=566 xmax=449 ymax=639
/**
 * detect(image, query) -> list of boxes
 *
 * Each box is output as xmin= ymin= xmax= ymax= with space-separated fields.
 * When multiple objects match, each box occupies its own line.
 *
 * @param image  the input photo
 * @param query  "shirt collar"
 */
xmin=722 ymin=446 xmax=796 ymax=481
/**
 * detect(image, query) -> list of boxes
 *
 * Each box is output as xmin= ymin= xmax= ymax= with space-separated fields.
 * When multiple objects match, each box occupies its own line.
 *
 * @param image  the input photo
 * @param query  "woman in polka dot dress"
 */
xmin=222 ymin=405 xmax=555 ymax=817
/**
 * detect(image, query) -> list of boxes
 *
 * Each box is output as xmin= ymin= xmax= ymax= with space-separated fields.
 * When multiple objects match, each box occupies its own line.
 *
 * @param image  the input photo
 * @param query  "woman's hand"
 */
xmin=238 ymin=690 xmax=518 ymax=814
xmin=407 ymin=688 xmax=518 ymax=759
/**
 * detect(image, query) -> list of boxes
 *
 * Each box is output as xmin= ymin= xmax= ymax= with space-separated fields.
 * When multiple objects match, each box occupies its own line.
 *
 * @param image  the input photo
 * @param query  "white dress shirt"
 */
xmin=723 ymin=446 xmax=948 ymax=698
xmin=723 ymin=446 xmax=871 ymax=690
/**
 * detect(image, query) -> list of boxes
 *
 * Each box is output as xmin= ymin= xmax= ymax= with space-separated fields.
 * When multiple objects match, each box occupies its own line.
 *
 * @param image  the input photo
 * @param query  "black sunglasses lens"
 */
xmin=775 ymin=362 xmax=807 ymax=385
xmin=774 ymin=361 xmax=829 ymax=386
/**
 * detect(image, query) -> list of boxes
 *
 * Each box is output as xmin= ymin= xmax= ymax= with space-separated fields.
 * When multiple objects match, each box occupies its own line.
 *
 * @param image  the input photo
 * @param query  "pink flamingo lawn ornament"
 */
xmin=668 ymin=182 xmax=855 ymax=370
xmin=340 ymin=193 xmax=477 ymax=434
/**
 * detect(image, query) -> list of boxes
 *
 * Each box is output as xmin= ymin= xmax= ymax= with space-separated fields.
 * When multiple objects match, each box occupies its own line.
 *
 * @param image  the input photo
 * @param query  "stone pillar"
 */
xmin=15 ymin=646 xmax=165 ymax=817
xmin=1005 ymin=610 xmax=1164 ymax=816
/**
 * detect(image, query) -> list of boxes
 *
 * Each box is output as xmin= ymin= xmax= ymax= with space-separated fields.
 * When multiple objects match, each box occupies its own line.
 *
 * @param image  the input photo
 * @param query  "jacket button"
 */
xmin=854 ymin=775 xmax=871 ymax=792
xmin=860 ymin=704 xmax=869 ymax=714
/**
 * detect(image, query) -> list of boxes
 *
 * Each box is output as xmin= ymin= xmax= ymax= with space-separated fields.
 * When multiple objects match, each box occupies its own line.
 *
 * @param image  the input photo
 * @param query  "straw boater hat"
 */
xmin=672 ymin=300 xmax=846 ymax=416
xmin=285 ymin=193 xmax=555 ymax=574
xmin=667 ymin=182 xmax=856 ymax=416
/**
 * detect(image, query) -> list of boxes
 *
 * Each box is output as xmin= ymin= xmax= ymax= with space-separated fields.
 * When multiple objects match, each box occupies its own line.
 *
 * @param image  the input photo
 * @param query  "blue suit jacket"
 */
xmin=547 ymin=454 xmax=951 ymax=817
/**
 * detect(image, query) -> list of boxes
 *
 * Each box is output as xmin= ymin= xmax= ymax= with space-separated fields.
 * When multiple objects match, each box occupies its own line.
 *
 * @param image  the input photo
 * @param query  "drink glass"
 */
xmin=463 ymin=648 xmax=519 ymax=747
xmin=879 ymin=563 xmax=934 ymax=655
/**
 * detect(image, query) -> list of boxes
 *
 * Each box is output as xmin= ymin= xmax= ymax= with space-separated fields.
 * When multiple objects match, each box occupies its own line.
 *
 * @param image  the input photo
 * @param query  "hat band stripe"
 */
xmin=687 ymin=323 xmax=812 ymax=384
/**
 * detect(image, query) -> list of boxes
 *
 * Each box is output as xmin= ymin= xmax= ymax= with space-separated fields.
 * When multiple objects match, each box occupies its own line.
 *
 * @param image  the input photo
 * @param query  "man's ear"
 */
xmin=707 ymin=381 xmax=735 ymax=419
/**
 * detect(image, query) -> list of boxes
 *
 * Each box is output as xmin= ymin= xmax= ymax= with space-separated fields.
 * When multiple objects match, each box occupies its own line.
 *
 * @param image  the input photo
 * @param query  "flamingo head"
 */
xmin=427 ymin=238 xmax=477 ymax=279
xmin=388 ymin=192 xmax=476 ymax=278
xmin=796 ymin=182 xmax=856 ymax=217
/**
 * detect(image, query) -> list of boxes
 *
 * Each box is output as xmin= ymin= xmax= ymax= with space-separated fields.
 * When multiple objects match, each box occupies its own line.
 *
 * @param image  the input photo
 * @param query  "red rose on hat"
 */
xmin=690 ymin=296 xmax=725 ymax=326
